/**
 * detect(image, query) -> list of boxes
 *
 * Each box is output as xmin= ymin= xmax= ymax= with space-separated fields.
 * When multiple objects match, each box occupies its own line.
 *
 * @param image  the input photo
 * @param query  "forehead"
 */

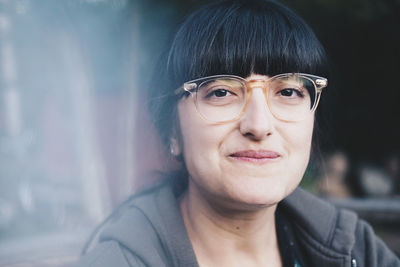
xmin=244 ymin=74 xmax=302 ymax=84
xmin=245 ymin=74 xmax=269 ymax=81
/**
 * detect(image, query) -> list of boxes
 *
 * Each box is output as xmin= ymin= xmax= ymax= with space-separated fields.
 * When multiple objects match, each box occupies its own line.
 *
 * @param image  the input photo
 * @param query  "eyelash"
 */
xmin=201 ymin=85 xmax=306 ymax=99
xmin=277 ymin=88 xmax=305 ymax=98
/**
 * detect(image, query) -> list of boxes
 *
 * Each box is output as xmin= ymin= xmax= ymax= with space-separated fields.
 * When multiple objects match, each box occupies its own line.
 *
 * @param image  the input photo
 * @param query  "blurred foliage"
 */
xmin=300 ymin=167 xmax=319 ymax=194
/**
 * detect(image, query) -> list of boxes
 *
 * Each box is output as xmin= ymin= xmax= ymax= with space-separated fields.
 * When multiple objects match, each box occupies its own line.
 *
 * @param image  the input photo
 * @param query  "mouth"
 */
xmin=229 ymin=150 xmax=281 ymax=163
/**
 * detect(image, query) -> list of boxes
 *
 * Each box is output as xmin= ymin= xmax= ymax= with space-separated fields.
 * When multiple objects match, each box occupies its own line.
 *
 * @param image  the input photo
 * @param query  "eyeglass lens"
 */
xmin=195 ymin=75 xmax=317 ymax=122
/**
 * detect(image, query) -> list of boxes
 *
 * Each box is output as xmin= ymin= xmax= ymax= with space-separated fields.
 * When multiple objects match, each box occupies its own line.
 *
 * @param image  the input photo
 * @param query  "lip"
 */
xmin=229 ymin=150 xmax=281 ymax=163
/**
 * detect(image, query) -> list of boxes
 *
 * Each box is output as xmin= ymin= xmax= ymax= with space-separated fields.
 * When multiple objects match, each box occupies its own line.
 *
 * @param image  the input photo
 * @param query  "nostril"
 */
xmin=242 ymin=128 xmax=273 ymax=141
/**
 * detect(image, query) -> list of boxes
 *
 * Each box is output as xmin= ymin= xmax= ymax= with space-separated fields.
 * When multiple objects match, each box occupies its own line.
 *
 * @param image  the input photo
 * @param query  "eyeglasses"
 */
xmin=174 ymin=73 xmax=327 ymax=123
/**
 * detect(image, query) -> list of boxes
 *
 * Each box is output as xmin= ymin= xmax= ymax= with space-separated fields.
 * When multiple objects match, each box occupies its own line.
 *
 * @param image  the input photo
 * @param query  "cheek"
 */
xmin=177 ymin=101 xmax=236 ymax=190
xmin=177 ymin=102 xmax=219 ymax=164
xmin=279 ymin=118 xmax=314 ymax=174
xmin=282 ymin=118 xmax=314 ymax=153
xmin=178 ymin=104 xmax=208 ymax=152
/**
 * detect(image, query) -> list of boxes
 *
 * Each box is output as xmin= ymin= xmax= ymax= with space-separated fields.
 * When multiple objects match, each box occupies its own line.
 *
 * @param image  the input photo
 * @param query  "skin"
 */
xmin=175 ymin=74 xmax=315 ymax=266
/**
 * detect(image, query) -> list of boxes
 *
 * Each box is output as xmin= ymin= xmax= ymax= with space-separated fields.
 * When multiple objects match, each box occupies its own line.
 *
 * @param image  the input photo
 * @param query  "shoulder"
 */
xmin=280 ymin=187 xmax=400 ymax=266
xmin=76 ymin=173 xmax=198 ymax=267
xmin=76 ymin=241 xmax=147 ymax=267
xmin=84 ymin=180 xmax=175 ymax=252
xmin=280 ymin=187 xmax=357 ymax=254
xmin=76 ymin=176 xmax=187 ymax=267
xmin=352 ymin=219 xmax=400 ymax=266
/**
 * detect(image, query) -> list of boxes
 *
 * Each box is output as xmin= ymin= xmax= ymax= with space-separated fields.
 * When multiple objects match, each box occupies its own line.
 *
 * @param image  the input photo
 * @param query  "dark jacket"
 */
xmin=76 ymin=178 xmax=400 ymax=267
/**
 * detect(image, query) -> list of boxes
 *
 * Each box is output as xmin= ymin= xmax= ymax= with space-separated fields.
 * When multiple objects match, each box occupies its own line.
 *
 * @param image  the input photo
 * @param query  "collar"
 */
xmin=279 ymin=187 xmax=358 ymax=266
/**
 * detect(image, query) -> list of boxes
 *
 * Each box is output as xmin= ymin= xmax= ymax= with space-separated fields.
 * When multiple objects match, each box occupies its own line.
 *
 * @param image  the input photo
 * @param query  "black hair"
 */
xmin=147 ymin=0 xmax=328 ymax=151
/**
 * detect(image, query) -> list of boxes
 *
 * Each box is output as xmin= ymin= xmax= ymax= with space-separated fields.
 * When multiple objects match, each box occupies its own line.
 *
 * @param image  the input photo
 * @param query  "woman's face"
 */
xmin=176 ymin=74 xmax=314 ymax=210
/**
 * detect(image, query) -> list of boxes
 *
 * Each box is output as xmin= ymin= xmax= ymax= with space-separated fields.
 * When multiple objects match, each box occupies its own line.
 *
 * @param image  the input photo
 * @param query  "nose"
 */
xmin=239 ymin=88 xmax=274 ymax=140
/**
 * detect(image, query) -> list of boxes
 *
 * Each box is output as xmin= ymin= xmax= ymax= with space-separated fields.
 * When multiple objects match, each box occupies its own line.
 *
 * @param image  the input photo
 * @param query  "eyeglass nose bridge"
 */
xmin=241 ymin=79 xmax=271 ymax=115
xmin=246 ymin=79 xmax=268 ymax=90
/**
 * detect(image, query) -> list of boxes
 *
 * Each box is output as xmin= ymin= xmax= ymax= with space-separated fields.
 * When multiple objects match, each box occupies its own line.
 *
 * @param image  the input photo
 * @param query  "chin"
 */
xmin=244 ymin=190 xmax=286 ymax=207
xmin=225 ymin=179 xmax=295 ymax=210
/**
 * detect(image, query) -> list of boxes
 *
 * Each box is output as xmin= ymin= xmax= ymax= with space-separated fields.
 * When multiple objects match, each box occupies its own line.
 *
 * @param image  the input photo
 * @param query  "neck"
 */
xmin=180 ymin=182 xmax=282 ymax=267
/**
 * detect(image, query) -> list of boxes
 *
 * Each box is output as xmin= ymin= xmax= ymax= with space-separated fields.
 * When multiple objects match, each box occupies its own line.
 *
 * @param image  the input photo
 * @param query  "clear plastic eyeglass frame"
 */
xmin=174 ymin=73 xmax=328 ymax=124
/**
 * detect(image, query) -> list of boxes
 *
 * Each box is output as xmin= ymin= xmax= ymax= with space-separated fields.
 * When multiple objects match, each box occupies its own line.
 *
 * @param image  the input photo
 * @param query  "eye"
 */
xmin=198 ymin=79 xmax=244 ymax=106
xmin=278 ymin=88 xmax=305 ymax=98
xmin=206 ymin=88 xmax=232 ymax=98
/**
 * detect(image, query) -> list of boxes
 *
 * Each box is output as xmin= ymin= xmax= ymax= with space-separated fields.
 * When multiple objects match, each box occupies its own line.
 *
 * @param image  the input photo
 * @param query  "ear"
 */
xmin=169 ymin=137 xmax=181 ymax=156
xmin=169 ymin=106 xmax=183 ymax=158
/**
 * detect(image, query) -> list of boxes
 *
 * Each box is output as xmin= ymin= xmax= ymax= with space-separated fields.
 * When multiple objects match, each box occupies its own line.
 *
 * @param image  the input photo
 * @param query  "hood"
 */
xmin=90 ymin=182 xmax=358 ymax=267
xmin=97 ymin=183 xmax=198 ymax=267
xmin=280 ymin=187 xmax=358 ymax=266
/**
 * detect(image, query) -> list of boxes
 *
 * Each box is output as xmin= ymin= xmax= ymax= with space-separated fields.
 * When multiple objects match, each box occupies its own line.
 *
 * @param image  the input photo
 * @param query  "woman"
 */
xmin=77 ymin=0 xmax=400 ymax=266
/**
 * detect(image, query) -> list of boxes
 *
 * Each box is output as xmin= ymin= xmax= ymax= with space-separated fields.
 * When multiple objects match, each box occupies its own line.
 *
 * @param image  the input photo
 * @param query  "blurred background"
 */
xmin=0 ymin=0 xmax=399 ymax=265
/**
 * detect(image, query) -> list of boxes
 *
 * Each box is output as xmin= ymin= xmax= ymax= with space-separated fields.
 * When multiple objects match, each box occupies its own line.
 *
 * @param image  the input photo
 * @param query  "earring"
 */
xmin=170 ymin=145 xmax=176 ymax=155
xmin=170 ymin=138 xmax=180 ymax=156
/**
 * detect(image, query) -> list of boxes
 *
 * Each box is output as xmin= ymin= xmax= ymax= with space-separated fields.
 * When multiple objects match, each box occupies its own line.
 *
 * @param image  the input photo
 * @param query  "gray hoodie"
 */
xmin=76 ymin=178 xmax=400 ymax=267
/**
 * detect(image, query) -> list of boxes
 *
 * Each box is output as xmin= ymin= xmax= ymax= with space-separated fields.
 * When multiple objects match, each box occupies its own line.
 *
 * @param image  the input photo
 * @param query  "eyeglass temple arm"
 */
xmin=315 ymin=78 xmax=328 ymax=92
xmin=174 ymin=83 xmax=197 ymax=96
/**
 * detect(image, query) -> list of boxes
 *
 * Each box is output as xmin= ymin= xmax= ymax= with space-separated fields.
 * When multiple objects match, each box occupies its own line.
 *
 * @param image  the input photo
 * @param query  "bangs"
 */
xmin=167 ymin=0 xmax=328 ymax=86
